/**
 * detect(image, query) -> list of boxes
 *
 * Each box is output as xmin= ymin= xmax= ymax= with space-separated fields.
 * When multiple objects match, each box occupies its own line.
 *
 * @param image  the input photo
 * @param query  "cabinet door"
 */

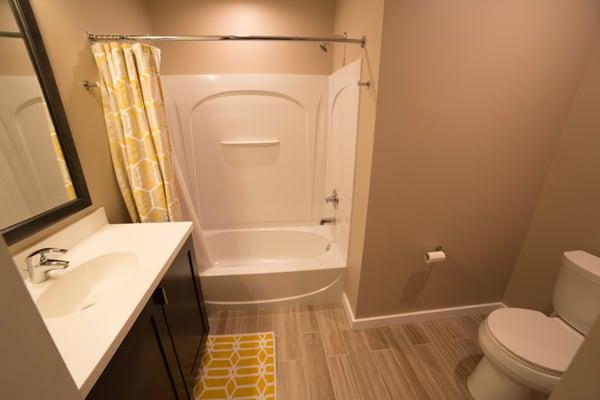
xmin=159 ymin=238 xmax=209 ymax=393
xmin=86 ymin=294 xmax=188 ymax=400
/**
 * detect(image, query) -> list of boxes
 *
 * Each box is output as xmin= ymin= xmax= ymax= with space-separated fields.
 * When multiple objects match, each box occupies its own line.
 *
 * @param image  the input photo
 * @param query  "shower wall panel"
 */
xmin=0 ymin=76 xmax=70 ymax=228
xmin=325 ymin=59 xmax=362 ymax=262
xmin=164 ymin=75 xmax=328 ymax=228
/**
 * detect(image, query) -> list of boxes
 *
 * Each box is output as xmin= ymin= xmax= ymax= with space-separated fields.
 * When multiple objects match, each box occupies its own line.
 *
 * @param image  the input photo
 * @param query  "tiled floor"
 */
xmin=207 ymin=303 xmax=485 ymax=400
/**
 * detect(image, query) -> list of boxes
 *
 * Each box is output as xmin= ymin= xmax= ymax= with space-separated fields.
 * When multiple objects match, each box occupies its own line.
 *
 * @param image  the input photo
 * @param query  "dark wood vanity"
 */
xmin=86 ymin=238 xmax=209 ymax=400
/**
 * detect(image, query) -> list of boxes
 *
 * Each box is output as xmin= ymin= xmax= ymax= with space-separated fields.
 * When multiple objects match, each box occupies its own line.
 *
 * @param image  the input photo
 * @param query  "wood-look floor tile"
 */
xmin=299 ymin=333 xmax=336 ymax=400
xmin=218 ymin=309 xmax=258 ymax=334
xmin=278 ymin=360 xmax=308 ymax=400
xmin=315 ymin=305 xmax=348 ymax=356
xmin=206 ymin=308 xmax=220 ymax=319
xmin=413 ymin=343 xmax=464 ymax=400
xmin=420 ymin=318 xmax=470 ymax=342
xmin=371 ymin=349 xmax=420 ymax=399
xmin=208 ymin=312 xmax=228 ymax=335
xmin=431 ymin=336 xmax=482 ymax=396
xmin=326 ymin=355 xmax=364 ymax=400
xmin=207 ymin=317 xmax=218 ymax=335
xmin=342 ymin=329 xmax=371 ymax=354
xmin=345 ymin=351 xmax=392 ymax=400
xmin=294 ymin=304 xmax=320 ymax=333
xmin=257 ymin=308 xmax=277 ymax=332
xmin=362 ymin=327 xmax=391 ymax=351
xmin=274 ymin=306 xmax=306 ymax=360
xmin=382 ymin=326 xmax=438 ymax=400
xmin=401 ymin=323 xmax=431 ymax=345
xmin=276 ymin=328 xmax=301 ymax=361
xmin=472 ymin=314 xmax=486 ymax=324
xmin=454 ymin=316 xmax=483 ymax=341
xmin=316 ymin=304 xmax=350 ymax=330
xmin=204 ymin=303 xmax=487 ymax=400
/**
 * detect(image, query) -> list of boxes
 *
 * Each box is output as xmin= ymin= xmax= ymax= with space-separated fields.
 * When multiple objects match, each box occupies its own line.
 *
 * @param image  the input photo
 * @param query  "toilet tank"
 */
xmin=553 ymin=250 xmax=600 ymax=335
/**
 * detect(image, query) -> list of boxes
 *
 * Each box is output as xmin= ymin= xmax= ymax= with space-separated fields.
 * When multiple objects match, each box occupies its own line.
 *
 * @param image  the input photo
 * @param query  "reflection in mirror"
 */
xmin=0 ymin=0 xmax=88 ymax=240
xmin=0 ymin=36 xmax=75 ymax=231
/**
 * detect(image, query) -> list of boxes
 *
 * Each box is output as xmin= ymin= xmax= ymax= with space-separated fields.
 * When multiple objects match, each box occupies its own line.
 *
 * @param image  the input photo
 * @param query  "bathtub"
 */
xmin=199 ymin=225 xmax=345 ymax=306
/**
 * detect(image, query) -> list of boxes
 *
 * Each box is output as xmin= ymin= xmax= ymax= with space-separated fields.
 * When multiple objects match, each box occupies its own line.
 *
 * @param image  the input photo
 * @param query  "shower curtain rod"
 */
xmin=87 ymin=32 xmax=366 ymax=47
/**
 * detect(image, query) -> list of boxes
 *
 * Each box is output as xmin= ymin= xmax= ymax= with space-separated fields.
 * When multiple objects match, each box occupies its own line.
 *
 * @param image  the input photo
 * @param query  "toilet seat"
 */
xmin=479 ymin=308 xmax=584 ymax=393
xmin=487 ymin=308 xmax=583 ymax=375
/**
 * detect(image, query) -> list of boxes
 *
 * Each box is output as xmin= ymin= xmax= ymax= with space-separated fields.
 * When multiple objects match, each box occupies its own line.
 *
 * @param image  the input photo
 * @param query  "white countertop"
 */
xmin=15 ymin=209 xmax=192 ymax=397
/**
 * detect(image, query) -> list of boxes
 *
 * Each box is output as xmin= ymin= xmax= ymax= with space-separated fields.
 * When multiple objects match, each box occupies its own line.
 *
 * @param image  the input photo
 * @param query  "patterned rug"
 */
xmin=194 ymin=332 xmax=276 ymax=400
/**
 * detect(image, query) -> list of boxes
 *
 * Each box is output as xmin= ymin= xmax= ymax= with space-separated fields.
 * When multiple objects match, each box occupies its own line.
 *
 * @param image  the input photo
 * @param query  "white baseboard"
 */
xmin=341 ymin=292 xmax=505 ymax=330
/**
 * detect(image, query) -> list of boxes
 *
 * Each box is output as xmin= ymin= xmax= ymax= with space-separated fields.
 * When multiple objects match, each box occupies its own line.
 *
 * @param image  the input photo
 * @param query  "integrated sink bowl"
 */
xmin=36 ymin=252 xmax=139 ymax=318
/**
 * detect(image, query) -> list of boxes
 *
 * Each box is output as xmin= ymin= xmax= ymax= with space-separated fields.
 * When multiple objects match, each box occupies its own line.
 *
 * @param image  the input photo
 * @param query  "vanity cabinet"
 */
xmin=87 ymin=238 xmax=209 ymax=400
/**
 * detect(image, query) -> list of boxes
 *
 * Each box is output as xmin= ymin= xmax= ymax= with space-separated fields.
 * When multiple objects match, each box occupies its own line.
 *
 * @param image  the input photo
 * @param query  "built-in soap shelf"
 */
xmin=220 ymin=140 xmax=280 ymax=146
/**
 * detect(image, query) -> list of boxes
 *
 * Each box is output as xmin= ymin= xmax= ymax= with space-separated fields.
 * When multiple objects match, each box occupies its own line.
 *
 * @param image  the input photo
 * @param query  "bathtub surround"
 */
xmin=326 ymin=60 xmax=362 ymax=261
xmin=349 ymin=0 xmax=600 ymax=319
xmin=163 ymin=62 xmax=360 ymax=304
xmin=0 ymin=76 xmax=74 ymax=228
xmin=163 ymin=74 xmax=329 ymax=228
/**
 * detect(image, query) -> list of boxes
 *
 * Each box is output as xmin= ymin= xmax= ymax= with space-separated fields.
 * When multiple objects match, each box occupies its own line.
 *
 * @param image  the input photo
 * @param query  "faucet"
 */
xmin=320 ymin=217 xmax=336 ymax=225
xmin=25 ymin=248 xmax=70 ymax=284
xmin=325 ymin=189 xmax=340 ymax=209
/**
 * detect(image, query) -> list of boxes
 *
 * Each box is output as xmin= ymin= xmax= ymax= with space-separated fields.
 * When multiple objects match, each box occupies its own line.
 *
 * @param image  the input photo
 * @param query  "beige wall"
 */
xmin=354 ymin=0 xmax=600 ymax=318
xmin=0 ymin=0 xmax=18 ymax=31
xmin=0 ymin=2 xmax=35 ymax=76
xmin=9 ymin=0 xmax=153 ymax=253
xmin=332 ymin=0 xmax=385 ymax=313
xmin=145 ymin=0 xmax=334 ymax=75
xmin=0 ymin=37 xmax=37 ymax=76
xmin=504 ymin=41 xmax=600 ymax=311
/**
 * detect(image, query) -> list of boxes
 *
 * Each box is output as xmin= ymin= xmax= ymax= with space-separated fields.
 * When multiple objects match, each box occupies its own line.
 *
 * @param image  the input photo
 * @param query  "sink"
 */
xmin=36 ymin=252 xmax=139 ymax=318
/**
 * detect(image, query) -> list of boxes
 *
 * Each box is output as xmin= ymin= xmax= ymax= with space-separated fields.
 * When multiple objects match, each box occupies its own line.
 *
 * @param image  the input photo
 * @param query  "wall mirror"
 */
xmin=0 ymin=0 xmax=90 ymax=244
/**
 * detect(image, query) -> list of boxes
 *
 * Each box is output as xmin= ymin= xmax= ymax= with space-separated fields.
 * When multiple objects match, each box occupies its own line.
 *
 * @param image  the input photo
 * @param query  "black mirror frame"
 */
xmin=1 ymin=0 xmax=91 ymax=244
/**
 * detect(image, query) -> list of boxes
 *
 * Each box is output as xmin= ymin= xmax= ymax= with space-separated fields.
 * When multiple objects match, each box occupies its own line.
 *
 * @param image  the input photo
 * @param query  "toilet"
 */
xmin=468 ymin=250 xmax=600 ymax=400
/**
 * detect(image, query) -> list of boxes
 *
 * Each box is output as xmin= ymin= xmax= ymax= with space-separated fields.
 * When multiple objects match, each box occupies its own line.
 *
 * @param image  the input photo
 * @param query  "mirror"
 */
xmin=0 ymin=0 xmax=90 ymax=244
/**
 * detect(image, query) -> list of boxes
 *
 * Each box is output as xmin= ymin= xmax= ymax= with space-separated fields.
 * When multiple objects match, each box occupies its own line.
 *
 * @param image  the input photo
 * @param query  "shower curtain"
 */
xmin=91 ymin=41 xmax=213 ymax=269
xmin=91 ymin=41 xmax=180 ymax=223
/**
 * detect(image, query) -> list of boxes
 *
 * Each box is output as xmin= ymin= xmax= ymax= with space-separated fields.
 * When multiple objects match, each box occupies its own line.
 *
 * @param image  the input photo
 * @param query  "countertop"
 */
xmin=15 ymin=208 xmax=192 ymax=397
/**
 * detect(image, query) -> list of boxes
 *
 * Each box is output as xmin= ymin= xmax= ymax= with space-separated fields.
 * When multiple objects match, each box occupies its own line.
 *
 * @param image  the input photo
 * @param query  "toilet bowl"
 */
xmin=468 ymin=251 xmax=600 ymax=400
xmin=468 ymin=308 xmax=583 ymax=400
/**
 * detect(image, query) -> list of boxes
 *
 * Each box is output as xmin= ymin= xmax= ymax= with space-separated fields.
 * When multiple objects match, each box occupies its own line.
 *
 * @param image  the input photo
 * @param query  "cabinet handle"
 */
xmin=154 ymin=286 xmax=169 ymax=306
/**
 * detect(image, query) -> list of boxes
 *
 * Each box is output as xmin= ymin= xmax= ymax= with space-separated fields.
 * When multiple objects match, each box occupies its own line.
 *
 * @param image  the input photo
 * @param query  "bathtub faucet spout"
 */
xmin=320 ymin=217 xmax=336 ymax=225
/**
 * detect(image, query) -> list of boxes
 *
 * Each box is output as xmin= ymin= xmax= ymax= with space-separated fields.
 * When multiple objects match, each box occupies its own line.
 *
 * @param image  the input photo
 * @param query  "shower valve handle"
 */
xmin=325 ymin=189 xmax=340 ymax=209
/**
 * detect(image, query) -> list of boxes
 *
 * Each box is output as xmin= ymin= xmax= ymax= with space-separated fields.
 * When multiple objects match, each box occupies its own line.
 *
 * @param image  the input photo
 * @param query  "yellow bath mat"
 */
xmin=194 ymin=332 xmax=276 ymax=400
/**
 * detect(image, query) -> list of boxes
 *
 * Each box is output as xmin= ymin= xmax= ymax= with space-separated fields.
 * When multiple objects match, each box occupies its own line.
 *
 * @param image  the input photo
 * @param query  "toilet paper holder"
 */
xmin=425 ymin=245 xmax=447 ymax=264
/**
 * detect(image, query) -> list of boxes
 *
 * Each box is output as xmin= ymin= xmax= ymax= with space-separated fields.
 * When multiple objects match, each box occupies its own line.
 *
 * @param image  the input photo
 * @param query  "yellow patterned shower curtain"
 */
xmin=91 ymin=42 xmax=181 ymax=222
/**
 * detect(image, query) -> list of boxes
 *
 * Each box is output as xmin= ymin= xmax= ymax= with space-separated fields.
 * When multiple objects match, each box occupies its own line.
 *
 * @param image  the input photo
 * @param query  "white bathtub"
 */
xmin=199 ymin=225 xmax=345 ymax=306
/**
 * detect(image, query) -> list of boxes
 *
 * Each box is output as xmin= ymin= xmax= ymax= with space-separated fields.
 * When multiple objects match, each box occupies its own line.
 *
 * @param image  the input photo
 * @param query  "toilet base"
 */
xmin=468 ymin=357 xmax=533 ymax=400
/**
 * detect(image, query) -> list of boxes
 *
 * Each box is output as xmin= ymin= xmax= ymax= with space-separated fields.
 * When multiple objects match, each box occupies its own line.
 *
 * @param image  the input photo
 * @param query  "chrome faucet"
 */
xmin=325 ymin=189 xmax=340 ymax=209
xmin=25 ymin=248 xmax=70 ymax=284
xmin=320 ymin=217 xmax=336 ymax=225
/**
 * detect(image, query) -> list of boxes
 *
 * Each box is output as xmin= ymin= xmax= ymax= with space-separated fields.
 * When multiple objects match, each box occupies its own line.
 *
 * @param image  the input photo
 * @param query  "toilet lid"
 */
xmin=487 ymin=308 xmax=584 ymax=374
